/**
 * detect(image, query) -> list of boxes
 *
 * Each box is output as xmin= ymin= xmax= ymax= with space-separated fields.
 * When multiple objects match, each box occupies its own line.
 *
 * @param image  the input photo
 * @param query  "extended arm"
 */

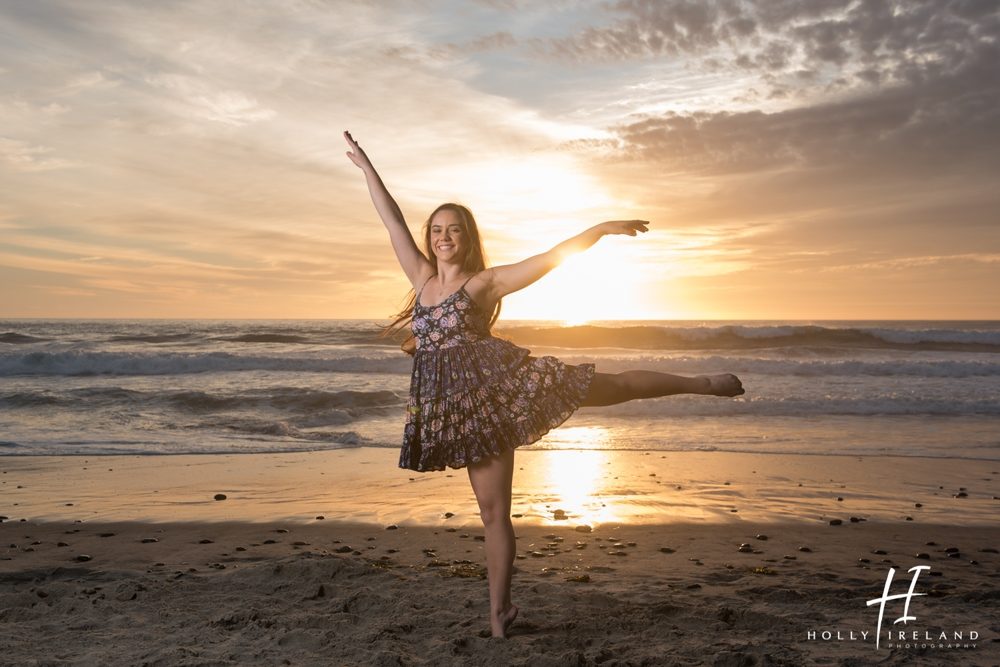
xmin=344 ymin=131 xmax=433 ymax=287
xmin=487 ymin=220 xmax=648 ymax=299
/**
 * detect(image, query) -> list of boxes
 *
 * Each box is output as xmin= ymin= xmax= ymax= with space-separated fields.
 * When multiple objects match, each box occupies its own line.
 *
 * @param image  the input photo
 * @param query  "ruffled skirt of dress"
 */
xmin=399 ymin=336 xmax=595 ymax=472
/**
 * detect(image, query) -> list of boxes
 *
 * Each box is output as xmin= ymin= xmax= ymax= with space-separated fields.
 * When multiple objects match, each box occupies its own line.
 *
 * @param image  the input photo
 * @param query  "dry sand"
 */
xmin=1 ymin=448 xmax=998 ymax=666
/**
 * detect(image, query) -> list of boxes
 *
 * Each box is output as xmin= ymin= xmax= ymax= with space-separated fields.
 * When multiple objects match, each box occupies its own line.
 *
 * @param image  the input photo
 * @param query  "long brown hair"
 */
xmin=378 ymin=203 xmax=502 ymax=350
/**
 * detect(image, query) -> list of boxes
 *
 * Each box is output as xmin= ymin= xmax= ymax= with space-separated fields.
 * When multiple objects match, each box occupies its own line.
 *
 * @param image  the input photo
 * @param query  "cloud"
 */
xmin=573 ymin=29 xmax=1000 ymax=188
xmin=145 ymin=74 xmax=277 ymax=126
xmin=817 ymin=252 xmax=1000 ymax=273
xmin=0 ymin=137 xmax=80 ymax=171
xmin=537 ymin=1 xmax=1000 ymax=101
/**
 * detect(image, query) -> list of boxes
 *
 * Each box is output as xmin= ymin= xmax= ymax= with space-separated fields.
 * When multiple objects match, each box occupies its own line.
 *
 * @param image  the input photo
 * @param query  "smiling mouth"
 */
xmin=437 ymin=244 xmax=455 ymax=250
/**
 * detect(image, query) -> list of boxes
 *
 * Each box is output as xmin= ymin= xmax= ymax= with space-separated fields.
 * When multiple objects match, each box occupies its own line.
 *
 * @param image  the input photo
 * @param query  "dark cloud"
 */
xmin=587 ymin=35 xmax=1000 ymax=187
xmin=539 ymin=0 xmax=999 ymax=93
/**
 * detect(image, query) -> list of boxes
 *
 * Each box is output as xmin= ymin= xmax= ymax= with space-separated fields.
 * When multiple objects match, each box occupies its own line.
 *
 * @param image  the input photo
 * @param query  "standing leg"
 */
xmin=581 ymin=370 xmax=744 ymax=407
xmin=467 ymin=447 xmax=520 ymax=638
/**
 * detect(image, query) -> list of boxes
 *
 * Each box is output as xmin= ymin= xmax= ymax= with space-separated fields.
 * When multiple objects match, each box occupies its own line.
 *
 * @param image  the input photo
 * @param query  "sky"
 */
xmin=1 ymin=0 xmax=998 ymax=321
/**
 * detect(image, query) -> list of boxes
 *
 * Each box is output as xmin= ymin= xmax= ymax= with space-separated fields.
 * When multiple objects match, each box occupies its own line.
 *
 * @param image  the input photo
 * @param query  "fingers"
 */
xmin=607 ymin=220 xmax=649 ymax=236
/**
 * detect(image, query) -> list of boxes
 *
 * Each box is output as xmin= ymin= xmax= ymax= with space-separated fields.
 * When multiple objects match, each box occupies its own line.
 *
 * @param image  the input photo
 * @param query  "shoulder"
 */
xmin=412 ymin=266 xmax=437 ymax=293
xmin=465 ymin=269 xmax=499 ymax=309
xmin=465 ymin=269 xmax=494 ymax=291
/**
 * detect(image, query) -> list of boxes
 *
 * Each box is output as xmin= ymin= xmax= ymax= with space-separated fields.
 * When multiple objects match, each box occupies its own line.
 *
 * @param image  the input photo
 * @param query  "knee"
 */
xmin=477 ymin=504 xmax=510 ymax=526
xmin=582 ymin=372 xmax=628 ymax=407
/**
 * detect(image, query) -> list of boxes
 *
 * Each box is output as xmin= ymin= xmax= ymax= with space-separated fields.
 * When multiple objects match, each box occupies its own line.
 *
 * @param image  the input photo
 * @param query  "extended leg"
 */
xmin=580 ymin=370 xmax=743 ymax=407
xmin=467 ymin=448 xmax=520 ymax=638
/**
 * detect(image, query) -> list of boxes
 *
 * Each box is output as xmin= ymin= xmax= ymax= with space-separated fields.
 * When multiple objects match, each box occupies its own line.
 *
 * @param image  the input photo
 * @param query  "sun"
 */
xmin=502 ymin=244 xmax=657 ymax=322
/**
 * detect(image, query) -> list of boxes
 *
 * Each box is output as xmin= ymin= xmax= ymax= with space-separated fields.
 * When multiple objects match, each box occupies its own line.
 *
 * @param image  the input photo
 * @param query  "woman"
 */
xmin=344 ymin=130 xmax=744 ymax=639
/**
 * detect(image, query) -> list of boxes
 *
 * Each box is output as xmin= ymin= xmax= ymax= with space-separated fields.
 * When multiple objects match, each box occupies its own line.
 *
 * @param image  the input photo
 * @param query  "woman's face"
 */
xmin=429 ymin=210 xmax=466 ymax=262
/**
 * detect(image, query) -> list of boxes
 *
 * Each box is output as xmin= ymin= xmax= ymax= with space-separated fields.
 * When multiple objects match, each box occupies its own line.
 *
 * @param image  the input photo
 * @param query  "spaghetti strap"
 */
xmin=416 ymin=273 xmax=476 ymax=307
xmin=416 ymin=274 xmax=437 ymax=303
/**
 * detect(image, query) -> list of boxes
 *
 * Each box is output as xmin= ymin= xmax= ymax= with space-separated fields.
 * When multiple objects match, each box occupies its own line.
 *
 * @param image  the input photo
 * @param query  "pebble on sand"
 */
xmin=213 ymin=494 xmax=226 ymax=501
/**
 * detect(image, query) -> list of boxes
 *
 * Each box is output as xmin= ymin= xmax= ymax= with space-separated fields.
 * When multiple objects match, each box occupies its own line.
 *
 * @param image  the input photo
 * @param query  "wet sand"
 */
xmin=1 ymin=448 xmax=998 ymax=665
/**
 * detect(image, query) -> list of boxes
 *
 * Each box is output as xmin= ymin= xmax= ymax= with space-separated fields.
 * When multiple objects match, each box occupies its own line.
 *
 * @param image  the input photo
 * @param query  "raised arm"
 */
xmin=344 ymin=131 xmax=433 ymax=287
xmin=487 ymin=220 xmax=649 ymax=300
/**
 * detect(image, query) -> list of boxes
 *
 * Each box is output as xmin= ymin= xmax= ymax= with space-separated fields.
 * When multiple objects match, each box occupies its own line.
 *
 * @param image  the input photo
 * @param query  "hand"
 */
xmin=598 ymin=220 xmax=649 ymax=237
xmin=344 ymin=130 xmax=374 ymax=172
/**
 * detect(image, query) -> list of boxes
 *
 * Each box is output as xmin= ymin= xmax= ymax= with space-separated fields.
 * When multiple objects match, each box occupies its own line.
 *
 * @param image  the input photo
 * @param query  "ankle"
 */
xmin=491 ymin=603 xmax=512 ymax=616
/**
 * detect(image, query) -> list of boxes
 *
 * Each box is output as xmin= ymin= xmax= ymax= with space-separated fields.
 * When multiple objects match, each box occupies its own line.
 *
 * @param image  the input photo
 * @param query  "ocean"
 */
xmin=1 ymin=319 xmax=998 ymax=460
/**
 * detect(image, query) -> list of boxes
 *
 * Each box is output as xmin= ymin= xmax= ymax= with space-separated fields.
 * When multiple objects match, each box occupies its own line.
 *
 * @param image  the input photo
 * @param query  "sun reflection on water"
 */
xmin=533 ymin=427 xmax=622 ymax=525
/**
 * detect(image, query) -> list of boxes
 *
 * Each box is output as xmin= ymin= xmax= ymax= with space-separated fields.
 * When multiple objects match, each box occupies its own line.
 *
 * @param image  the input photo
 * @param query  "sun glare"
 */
xmin=503 ymin=245 xmax=657 ymax=321
xmin=536 ymin=443 xmax=622 ymax=526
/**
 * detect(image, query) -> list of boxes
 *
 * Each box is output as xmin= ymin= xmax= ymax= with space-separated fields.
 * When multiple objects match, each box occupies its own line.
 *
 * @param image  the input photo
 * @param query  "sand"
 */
xmin=1 ymin=448 xmax=998 ymax=666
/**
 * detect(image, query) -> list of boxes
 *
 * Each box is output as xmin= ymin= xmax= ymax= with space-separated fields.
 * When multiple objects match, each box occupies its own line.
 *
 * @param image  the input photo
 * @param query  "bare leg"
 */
xmin=581 ymin=370 xmax=744 ymax=407
xmin=467 ymin=447 xmax=519 ymax=638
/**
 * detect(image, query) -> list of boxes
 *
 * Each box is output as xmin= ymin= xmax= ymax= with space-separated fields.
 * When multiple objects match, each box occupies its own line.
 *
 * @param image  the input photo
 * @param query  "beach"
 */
xmin=2 ymin=448 xmax=998 ymax=666
xmin=2 ymin=318 xmax=998 ymax=664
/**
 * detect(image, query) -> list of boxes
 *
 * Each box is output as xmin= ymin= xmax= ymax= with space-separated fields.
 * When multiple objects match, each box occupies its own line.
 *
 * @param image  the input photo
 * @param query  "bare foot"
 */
xmin=699 ymin=374 xmax=745 ymax=397
xmin=490 ymin=603 xmax=519 ymax=638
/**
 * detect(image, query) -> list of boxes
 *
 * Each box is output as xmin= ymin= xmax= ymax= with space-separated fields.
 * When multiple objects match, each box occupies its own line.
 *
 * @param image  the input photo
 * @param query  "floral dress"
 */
xmin=399 ymin=273 xmax=596 ymax=472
